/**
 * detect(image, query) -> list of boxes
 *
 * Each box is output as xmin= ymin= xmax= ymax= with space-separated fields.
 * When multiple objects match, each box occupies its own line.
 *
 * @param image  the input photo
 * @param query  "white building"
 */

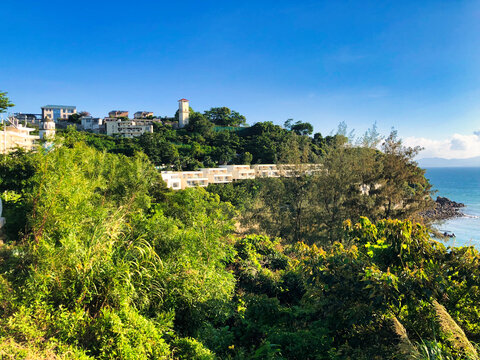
xmin=161 ymin=164 xmax=319 ymax=190
xmin=219 ymin=165 xmax=256 ymax=180
xmin=81 ymin=116 xmax=104 ymax=132
xmin=1 ymin=121 xmax=39 ymax=153
xmin=39 ymin=117 xmax=56 ymax=140
xmin=200 ymin=168 xmax=233 ymax=184
xmin=178 ymin=98 xmax=190 ymax=128
xmin=160 ymin=172 xmax=183 ymax=190
xmin=105 ymin=119 xmax=153 ymax=138
xmin=161 ymin=171 xmax=210 ymax=190
xmin=252 ymin=164 xmax=279 ymax=178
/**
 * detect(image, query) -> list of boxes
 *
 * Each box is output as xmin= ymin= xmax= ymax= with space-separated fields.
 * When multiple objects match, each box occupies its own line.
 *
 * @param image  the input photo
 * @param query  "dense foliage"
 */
xmin=61 ymin=109 xmax=339 ymax=170
xmin=1 ymin=133 xmax=480 ymax=359
xmin=0 ymin=83 xmax=476 ymax=358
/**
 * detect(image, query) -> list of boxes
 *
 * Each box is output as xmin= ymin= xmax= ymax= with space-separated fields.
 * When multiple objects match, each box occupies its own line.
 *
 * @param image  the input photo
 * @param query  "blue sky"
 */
xmin=2 ymin=0 xmax=480 ymax=158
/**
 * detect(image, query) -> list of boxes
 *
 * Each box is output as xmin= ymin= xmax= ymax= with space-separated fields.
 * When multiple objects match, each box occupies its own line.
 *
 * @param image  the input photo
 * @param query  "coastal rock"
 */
xmin=423 ymin=196 xmax=465 ymax=221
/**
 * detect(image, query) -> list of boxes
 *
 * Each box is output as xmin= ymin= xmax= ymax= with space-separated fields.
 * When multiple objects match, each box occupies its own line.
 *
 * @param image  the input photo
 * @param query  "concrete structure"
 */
xmin=1 ymin=121 xmax=39 ymax=153
xmin=134 ymin=111 xmax=154 ymax=119
xmin=41 ymin=105 xmax=76 ymax=121
xmin=252 ymin=164 xmax=280 ymax=178
xmin=108 ymin=110 xmax=129 ymax=118
xmin=178 ymin=99 xmax=190 ymax=128
xmin=39 ymin=117 xmax=56 ymax=140
xmin=14 ymin=113 xmax=42 ymax=125
xmin=161 ymin=164 xmax=282 ymax=190
xmin=200 ymin=168 xmax=233 ymax=184
xmin=105 ymin=118 xmax=153 ymax=138
xmin=81 ymin=116 xmax=104 ymax=132
xmin=219 ymin=165 xmax=256 ymax=180
xmin=161 ymin=171 xmax=209 ymax=189
xmin=161 ymin=172 xmax=183 ymax=190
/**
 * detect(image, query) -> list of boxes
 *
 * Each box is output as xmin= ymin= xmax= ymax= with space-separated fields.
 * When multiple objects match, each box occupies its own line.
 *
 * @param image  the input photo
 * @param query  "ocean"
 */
xmin=425 ymin=167 xmax=480 ymax=247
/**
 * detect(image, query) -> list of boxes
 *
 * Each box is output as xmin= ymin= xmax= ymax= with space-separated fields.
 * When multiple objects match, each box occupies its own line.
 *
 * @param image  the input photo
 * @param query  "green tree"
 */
xmin=204 ymin=107 xmax=247 ymax=127
xmin=0 ymin=91 xmax=14 ymax=114
xmin=185 ymin=112 xmax=214 ymax=138
xmin=284 ymin=119 xmax=314 ymax=136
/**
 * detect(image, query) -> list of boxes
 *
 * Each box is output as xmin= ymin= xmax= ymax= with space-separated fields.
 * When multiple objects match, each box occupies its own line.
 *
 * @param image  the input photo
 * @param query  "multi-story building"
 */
xmin=0 ymin=122 xmax=39 ymax=153
xmin=104 ymin=119 xmax=153 ymax=138
xmin=219 ymin=165 xmax=256 ymax=180
xmin=81 ymin=116 xmax=104 ymax=133
xmin=134 ymin=111 xmax=154 ymax=119
xmin=14 ymin=113 xmax=42 ymax=125
xmin=108 ymin=110 xmax=129 ymax=118
xmin=41 ymin=105 xmax=76 ymax=121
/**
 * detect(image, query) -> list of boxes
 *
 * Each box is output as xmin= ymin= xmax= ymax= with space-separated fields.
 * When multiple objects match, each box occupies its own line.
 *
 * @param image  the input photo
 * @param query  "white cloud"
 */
xmin=404 ymin=132 xmax=480 ymax=159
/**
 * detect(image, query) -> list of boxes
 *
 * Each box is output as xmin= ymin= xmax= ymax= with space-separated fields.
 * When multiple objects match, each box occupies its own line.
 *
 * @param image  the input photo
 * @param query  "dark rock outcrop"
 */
xmin=423 ymin=196 xmax=465 ymax=221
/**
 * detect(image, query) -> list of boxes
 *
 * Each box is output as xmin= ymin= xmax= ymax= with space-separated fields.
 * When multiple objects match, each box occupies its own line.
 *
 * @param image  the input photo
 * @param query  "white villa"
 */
xmin=0 ymin=122 xmax=39 ymax=154
xmin=162 ymin=164 xmax=280 ymax=190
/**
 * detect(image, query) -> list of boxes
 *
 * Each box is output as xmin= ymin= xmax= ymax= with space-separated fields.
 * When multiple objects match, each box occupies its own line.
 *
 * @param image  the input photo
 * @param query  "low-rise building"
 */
xmin=41 ymin=105 xmax=76 ymax=121
xmin=14 ymin=113 xmax=42 ymax=125
xmin=201 ymin=168 xmax=233 ymax=184
xmin=161 ymin=171 xmax=210 ymax=189
xmin=219 ymin=165 xmax=256 ymax=180
xmin=181 ymin=172 xmax=209 ymax=188
xmin=39 ymin=117 xmax=56 ymax=140
xmin=105 ymin=119 xmax=153 ymax=138
xmin=160 ymin=172 xmax=183 ymax=190
xmin=252 ymin=164 xmax=279 ymax=178
xmin=134 ymin=111 xmax=154 ymax=119
xmin=81 ymin=116 xmax=104 ymax=133
xmin=0 ymin=122 xmax=39 ymax=153
xmin=108 ymin=110 xmax=129 ymax=118
xmin=161 ymin=164 xmax=318 ymax=190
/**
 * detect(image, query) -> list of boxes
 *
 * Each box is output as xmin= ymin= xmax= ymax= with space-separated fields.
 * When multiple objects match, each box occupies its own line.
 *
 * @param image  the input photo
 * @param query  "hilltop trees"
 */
xmin=204 ymin=107 xmax=247 ymax=126
xmin=236 ymin=131 xmax=433 ymax=245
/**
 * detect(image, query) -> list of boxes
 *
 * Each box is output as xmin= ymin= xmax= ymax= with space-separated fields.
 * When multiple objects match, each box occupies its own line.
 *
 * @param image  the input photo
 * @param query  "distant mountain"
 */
xmin=417 ymin=156 xmax=480 ymax=168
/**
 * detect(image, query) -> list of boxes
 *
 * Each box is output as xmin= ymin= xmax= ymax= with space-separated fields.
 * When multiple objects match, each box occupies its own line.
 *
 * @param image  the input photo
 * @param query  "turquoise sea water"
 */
xmin=425 ymin=167 xmax=480 ymax=247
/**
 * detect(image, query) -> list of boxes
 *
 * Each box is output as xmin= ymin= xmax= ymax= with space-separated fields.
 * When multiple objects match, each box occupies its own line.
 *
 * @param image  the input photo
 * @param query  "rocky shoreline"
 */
xmin=423 ymin=196 xmax=465 ymax=221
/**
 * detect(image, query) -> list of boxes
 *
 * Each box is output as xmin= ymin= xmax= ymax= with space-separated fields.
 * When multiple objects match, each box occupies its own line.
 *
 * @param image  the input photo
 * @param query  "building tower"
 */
xmin=39 ymin=117 xmax=56 ymax=140
xmin=178 ymin=98 xmax=190 ymax=128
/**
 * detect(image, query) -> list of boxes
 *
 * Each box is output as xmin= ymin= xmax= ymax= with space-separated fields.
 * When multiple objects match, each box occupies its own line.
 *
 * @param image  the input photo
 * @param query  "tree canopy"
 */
xmin=0 ymin=91 xmax=14 ymax=114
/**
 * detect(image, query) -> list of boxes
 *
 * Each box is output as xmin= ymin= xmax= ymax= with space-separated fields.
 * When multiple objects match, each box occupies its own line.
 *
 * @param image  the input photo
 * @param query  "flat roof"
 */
xmin=42 ymin=105 xmax=76 ymax=109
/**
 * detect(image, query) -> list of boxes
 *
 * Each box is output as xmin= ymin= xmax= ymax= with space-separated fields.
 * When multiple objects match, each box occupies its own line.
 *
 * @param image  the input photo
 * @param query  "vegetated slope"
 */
xmin=0 ymin=138 xmax=479 ymax=359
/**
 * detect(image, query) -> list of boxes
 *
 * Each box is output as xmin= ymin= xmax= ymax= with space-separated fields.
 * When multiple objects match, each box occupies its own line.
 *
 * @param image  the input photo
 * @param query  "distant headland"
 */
xmin=418 ymin=156 xmax=480 ymax=168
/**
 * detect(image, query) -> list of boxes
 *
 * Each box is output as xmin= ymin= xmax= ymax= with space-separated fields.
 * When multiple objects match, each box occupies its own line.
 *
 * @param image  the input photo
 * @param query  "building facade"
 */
xmin=81 ymin=116 xmax=104 ymax=133
xmin=108 ymin=110 xmax=129 ymax=118
xmin=1 ymin=123 xmax=39 ymax=153
xmin=41 ymin=105 xmax=76 ymax=121
xmin=161 ymin=164 xmax=280 ymax=190
xmin=219 ymin=165 xmax=256 ymax=180
xmin=105 ymin=119 xmax=153 ymax=138
xmin=14 ymin=113 xmax=42 ymax=125
xmin=178 ymin=99 xmax=190 ymax=128
xmin=39 ymin=118 xmax=56 ymax=140
xmin=134 ymin=111 xmax=154 ymax=119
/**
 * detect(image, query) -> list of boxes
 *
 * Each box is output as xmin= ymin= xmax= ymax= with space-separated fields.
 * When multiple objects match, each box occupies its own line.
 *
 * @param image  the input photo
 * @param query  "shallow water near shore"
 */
xmin=425 ymin=167 xmax=480 ymax=247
